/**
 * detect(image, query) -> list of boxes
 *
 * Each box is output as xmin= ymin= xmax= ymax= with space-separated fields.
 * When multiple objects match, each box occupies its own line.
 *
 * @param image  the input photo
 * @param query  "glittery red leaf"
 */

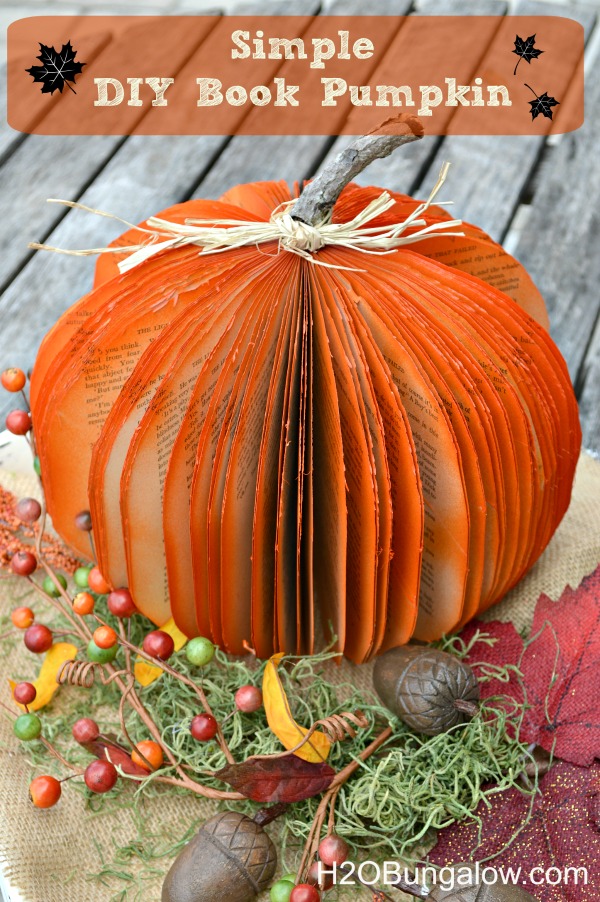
xmin=461 ymin=565 xmax=600 ymax=766
xmin=215 ymin=754 xmax=335 ymax=802
xmin=429 ymin=760 xmax=600 ymax=900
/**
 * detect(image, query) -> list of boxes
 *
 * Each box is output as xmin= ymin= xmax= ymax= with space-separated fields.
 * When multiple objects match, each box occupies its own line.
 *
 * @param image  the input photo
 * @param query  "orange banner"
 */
xmin=8 ymin=15 xmax=584 ymax=137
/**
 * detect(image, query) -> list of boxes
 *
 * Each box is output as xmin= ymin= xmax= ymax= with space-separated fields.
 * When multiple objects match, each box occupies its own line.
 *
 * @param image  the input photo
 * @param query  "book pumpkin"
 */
xmin=30 ymin=123 xmax=581 ymax=663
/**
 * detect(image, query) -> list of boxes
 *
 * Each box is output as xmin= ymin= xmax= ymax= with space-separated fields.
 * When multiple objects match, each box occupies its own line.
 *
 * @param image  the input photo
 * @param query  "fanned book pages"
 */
xmin=30 ymin=141 xmax=581 ymax=663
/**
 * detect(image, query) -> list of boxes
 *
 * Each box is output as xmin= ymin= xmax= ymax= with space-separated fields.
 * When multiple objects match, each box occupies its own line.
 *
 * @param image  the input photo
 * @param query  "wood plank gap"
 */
xmin=182 ymin=134 xmax=237 ymax=201
xmin=0 ymin=134 xmax=130 ymax=298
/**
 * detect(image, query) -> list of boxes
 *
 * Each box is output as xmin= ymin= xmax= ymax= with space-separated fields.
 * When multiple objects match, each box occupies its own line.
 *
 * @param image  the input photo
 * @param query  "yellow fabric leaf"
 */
xmin=134 ymin=617 xmax=188 ymax=686
xmin=9 ymin=642 xmax=77 ymax=711
xmin=262 ymin=653 xmax=331 ymax=763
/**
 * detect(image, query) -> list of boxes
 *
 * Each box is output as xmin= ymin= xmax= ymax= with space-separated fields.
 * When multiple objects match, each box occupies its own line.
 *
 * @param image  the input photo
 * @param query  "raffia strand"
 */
xmin=29 ymin=163 xmax=462 ymax=274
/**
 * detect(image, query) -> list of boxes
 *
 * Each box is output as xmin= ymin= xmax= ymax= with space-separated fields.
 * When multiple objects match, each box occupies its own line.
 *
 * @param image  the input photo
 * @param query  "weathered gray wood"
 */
xmin=0 ymin=133 xmax=228 ymax=393
xmin=313 ymin=0 xmax=508 ymax=198
xmin=0 ymin=16 xmax=219 ymax=295
xmin=416 ymin=0 xmax=595 ymax=242
xmin=512 ymin=57 xmax=600 ymax=450
xmin=0 ymin=14 xmax=97 ymax=164
xmin=0 ymin=0 xmax=318 ymax=414
xmin=194 ymin=0 xmax=406 ymax=200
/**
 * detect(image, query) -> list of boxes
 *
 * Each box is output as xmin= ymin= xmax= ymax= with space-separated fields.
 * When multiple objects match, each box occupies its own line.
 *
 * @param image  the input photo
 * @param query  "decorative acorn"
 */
xmin=373 ymin=646 xmax=480 ymax=735
xmin=161 ymin=810 xmax=277 ymax=902
xmin=427 ymin=864 xmax=538 ymax=900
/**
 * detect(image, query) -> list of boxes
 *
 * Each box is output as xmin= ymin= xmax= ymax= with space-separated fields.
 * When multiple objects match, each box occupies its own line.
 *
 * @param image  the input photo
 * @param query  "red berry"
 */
xmin=73 ymin=592 xmax=95 ymax=615
xmin=93 ymin=625 xmax=118 ymax=649
xmin=29 ymin=775 xmax=61 ymax=808
xmin=317 ymin=834 xmax=349 ymax=867
xmin=107 ymin=588 xmax=137 ymax=618
xmin=190 ymin=713 xmax=218 ymax=742
xmin=234 ymin=685 xmax=263 ymax=713
xmin=290 ymin=886 xmax=320 ymax=902
xmin=15 ymin=497 xmax=42 ymax=523
xmin=131 ymin=740 xmax=164 ymax=772
xmin=74 ymin=510 xmax=93 ymax=531
xmin=307 ymin=861 xmax=334 ymax=890
xmin=72 ymin=718 xmax=100 ymax=744
xmin=11 ymin=606 xmax=34 ymax=629
xmin=1 ymin=368 xmax=26 ymax=393
xmin=87 ymin=567 xmax=111 ymax=594
xmin=143 ymin=630 xmax=174 ymax=661
xmin=13 ymin=682 xmax=37 ymax=705
xmin=84 ymin=759 xmax=118 ymax=793
xmin=10 ymin=550 xmax=37 ymax=577
xmin=6 ymin=409 xmax=31 ymax=435
xmin=24 ymin=623 xmax=53 ymax=653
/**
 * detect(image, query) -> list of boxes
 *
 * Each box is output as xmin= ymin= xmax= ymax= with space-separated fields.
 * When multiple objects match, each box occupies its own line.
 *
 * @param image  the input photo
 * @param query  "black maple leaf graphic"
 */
xmin=26 ymin=41 xmax=86 ymax=95
xmin=513 ymin=34 xmax=544 ymax=75
xmin=525 ymin=84 xmax=560 ymax=121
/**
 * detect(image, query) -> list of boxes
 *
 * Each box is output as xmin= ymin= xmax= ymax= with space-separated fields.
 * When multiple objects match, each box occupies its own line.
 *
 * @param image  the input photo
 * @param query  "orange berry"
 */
xmin=29 ymin=774 xmax=61 ymax=808
xmin=131 ymin=740 xmax=164 ymax=772
xmin=1 ymin=368 xmax=26 ymax=393
xmin=93 ymin=625 xmax=117 ymax=649
xmin=11 ymin=606 xmax=34 ymax=629
xmin=87 ymin=567 xmax=110 ymax=594
xmin=73 ymin=592 xmax=95 ymax=615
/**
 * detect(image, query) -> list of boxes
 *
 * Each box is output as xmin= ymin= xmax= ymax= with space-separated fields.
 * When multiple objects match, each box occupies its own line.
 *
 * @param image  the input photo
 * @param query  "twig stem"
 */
xmin=292 ymin=115 xmax=423 ymax=227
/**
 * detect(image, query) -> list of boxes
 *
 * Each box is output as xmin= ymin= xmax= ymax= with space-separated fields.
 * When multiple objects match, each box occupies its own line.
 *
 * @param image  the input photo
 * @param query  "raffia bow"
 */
xmin=29 ymin=163 xmax=462 ymax=274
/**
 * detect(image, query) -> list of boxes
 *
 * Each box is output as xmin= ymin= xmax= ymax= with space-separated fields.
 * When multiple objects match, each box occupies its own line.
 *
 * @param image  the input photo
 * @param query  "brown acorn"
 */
xmin=373 ymin=645 xmax=480 ymax=735
xmin=161 ymin=810 xmax=277 ymax=902
xmin=428 ymin=864 xmax=537 ymax=900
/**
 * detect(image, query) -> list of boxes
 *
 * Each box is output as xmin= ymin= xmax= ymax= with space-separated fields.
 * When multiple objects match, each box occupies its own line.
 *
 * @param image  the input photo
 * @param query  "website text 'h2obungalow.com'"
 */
xmin=315 ymin=860 xmax=590 ymax=893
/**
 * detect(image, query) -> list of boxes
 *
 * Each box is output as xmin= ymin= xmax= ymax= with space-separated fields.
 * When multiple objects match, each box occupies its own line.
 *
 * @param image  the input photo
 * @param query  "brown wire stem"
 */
xmin=250 ymin=710 xmax=369 ymax=762
xmin=297 ymin=725 xmax=393 ymax=881
xmin=91 ymin=611 xmax=235 ymax=765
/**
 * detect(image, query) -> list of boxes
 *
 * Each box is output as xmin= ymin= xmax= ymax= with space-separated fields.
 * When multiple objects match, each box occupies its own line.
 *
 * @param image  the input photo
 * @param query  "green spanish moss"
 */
xmin=8 ymin=590 xmax=539 ymax=898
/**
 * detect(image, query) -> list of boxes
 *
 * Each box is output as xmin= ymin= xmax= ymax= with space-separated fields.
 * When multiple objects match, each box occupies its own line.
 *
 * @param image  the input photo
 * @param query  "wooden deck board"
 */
xmin=416 ymin=1 xmax=595 ymax=242
xmin=512 ymin=46 xmax=600 ymax=450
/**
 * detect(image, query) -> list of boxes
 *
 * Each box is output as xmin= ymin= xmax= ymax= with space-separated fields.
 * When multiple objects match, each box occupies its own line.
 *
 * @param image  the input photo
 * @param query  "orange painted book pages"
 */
xmin=90 ymin=268 xmax=235 ymax=588
xmin=115 ymin=270 xmax=258 ymax=625
xmin=187 ymin=279 xmax=274 ymax=644
xmin=251 ymin=290 xmax=301 ymax=659
xmin=336 ymin=290 xmax=423 ymax=651
xmin=316 ymin=268 xmax=393 ymax=658
xmin=348 ymin=263 xmax=487 ymax=633
xmin=308 ymin=284 xmax=347 ymax=658
xmin=219 ymin=260 xmax=299 ymax=656
xmin=347 ymin=283 xmax=470 ymax=641
xmin=274 ymin=277 xmax=307 ymax=656
xmin=313 ymin=272 xmax=379 ymax=663
xmin=33 ymin=250 xmax=228 ymax=559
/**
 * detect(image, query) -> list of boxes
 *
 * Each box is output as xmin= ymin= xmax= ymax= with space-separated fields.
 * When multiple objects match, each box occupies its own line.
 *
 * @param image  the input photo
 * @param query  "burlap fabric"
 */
xmin=1 ymin=452 xmax=599 ymax=902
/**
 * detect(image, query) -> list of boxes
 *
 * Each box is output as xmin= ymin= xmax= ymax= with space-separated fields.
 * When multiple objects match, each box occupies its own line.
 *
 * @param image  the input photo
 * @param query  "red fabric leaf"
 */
xmin=429 ymin=760 xmax=600 ymax=901
xmin=460 ymin=619 xmax=525 ymax=704
xmin=461 ymin=565 xmax=600 ymax=766
xmin=82 ymin=738 xmax=149 ymax=777
xmin=215 ymin=754 xmax=335 ymax=802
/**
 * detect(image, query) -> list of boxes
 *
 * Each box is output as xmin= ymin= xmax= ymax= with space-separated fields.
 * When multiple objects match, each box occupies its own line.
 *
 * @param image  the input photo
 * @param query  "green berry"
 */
xmin=270 ymin=880 xmax=295 ymax=902
xmin=42 ymin=573 xmax=67 ymax=597
xmin=281 ymin=874 xmax=296 ymax=884
xmin=14 ymin=713 xmax=42 ymax=741
xmin=74 ymin=566 xmax=92 ymax=589
xmin=87 ymin=639 xmax=118 ymax=663
xmin=33 ymin=456 xmax=41 ymax=477
xmin=185 ymin=636 xmax=215 ymax=667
